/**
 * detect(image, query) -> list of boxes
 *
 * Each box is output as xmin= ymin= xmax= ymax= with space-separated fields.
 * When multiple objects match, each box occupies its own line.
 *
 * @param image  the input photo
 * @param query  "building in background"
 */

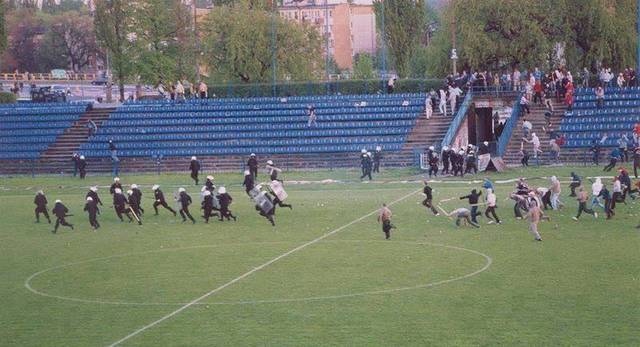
xmin=278 ymin=0 xmax=377 ymax=70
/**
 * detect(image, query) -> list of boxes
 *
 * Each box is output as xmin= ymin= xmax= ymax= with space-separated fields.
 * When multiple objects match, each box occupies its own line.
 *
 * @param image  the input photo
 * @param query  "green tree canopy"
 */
xmin=201 ymin=1 xmax=323 ymax=83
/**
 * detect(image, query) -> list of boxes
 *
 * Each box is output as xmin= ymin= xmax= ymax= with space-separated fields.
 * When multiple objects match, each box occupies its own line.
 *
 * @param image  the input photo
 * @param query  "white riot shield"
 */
xmin=249 ymin=187 xmax=274 ymax=214
xmin=269 ymin=180 xmax=288 ymax=201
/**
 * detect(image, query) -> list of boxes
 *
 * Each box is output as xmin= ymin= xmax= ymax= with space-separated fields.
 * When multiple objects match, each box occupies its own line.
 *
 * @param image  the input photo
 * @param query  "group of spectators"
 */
xmin=157 ymin=80 xmax=209 ymax=101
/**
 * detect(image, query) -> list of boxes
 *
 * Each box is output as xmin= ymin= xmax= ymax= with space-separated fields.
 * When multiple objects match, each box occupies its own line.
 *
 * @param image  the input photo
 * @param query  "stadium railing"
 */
xmin=496 ymin=92 xmax=524 ymax=157
xmin=440 ymin=92 xmax=473 ymax=149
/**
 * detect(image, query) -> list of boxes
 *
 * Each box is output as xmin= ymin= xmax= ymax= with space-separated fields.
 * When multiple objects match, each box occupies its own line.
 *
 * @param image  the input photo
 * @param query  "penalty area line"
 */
xmin=106 ymin=188 xmax=421 ymax=347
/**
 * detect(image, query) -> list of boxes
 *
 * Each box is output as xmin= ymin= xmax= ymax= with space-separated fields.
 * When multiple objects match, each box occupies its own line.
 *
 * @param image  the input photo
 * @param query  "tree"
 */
xmin=0 ymin=0 xmax=7 ymax=56
xmin=374 ymin=0 xmax=426 ymax=78
xmin=128 ymin=0 xmax=196 ymax=86
xmin=201 ymin=1 xmax=323 ymax=83
xmin=94 ymin=0 xmax=133 ymax=101
xmin=353 ymin=53 xmax=375 ymax=79
xmin=3 ymin=9 xmax=47 ymax=72
xmin=47 ymin=11 xmax=98 ymax=72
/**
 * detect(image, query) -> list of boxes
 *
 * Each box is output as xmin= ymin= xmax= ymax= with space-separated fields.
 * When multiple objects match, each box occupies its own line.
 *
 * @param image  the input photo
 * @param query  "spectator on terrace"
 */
xmin=198 ymin=81 xmax=208 ymax=99
xmin=108 ymin=140 xmax=119 ymax=177
xmin=565 ymin=86 xmax=574 ymax=111
xmin=525 ymin=79 xmax=533 ymax=101
xmin=520 ymin=94 xmax=531 ymax=115
xmin=595 ymin=85 xmax=605 ymax=108
xmin=86 ymin=120 xmax=97 ymax=137
xmin=581 ymin=68 xmax=590 ymax=88
xmin=567 ymin=71 xmax=574 ymax=84
xmin=549 ymin=138 xmax=560 ymax=164
xmin=533 ymin=80 xmax=543 ymax=104
xmin=424 ymin=95 xmax=433 ymax=119
xmin=157 ymin=82 xmax=166 ymax=98
xmin=176 ymin=81 xmax=185 ymax=101
xmin=169 ymin=84 xmax=176 ymax=101
xmin=513 ymin=68 xmax=521 ymax=91
xmin=543 ymin=91 xmax=554 ymax=112
xmin=629 ymin=69 xmax=637 ymax=87
xmin=428 ymin=89 xmax=438 ymax=112
xmin=448 ymin=85 xmax=462 ymax=114
xmin=522 ymin=117 xmax=533 ymax=138
xmin=306 ymin=105 xmax=317 ymax=127
xmin=617 ymin=73 xmax=626 ymax=88
xmin=439 ymin=88 xmax=448 ymax=116
xmin=387 ymin=77 xmax=396 ymax=94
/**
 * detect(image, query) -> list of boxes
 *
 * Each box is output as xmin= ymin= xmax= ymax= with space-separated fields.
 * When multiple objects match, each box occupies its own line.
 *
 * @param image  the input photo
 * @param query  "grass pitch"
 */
xmin=1 ymin=166 xmax=639 ymax=346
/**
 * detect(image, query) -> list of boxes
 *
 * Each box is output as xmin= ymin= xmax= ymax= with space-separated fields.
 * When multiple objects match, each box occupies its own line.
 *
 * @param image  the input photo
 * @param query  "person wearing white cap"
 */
xmin=465 ymin=146 xmax=478 ymax=175
xmin=373 ymin=146 xmax=383 ymax=173
xmin=247 ymin=153 xmax=258 ymax=179
xmin=216 ymin=186 xmax=237 ymax=221
xmin=84 ymin=196 xmax=100 ymax=230
xmin=52 ymin=199 xmax=74 ymax=233
xmin=201 ymin=190 xmax=219 ymax=223
xmin=86 ymin=186 xmax=103 ymax=206
xmin=205 ymin=175 xmax=216 ymax=193
xmin=110 ymin=177 xmax=122 ymax=195
xmin=34 ymin=190 xmax=51 ymax=224
xmin=359 ymin=149 xmax=368 ymax=177
xmin=130 ymin=184 xmax=144 ymax=215
xmin=78 ymin=155 xmax=87 ymax=179
xmin=189 ymin=156 xmax=201 ymax=185
xmin=152 ymin=185 xmax=176 ymax=216
xmin=242 ymin=169 xmax=255 ymax=196
xmin=178 ymin=187 xmax=196 ymax=223
xmin=112 ymin=188 xmax=133 ymax=222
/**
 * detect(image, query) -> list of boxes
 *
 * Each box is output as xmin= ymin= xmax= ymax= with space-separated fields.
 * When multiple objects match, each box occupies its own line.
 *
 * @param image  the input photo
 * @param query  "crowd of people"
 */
xmin=35 ymin=154 xmax=294 ymax=233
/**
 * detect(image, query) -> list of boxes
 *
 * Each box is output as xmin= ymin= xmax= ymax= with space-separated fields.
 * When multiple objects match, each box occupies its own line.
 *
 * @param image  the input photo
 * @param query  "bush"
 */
xmin=0 ymin=92 xmax=17 ymax=104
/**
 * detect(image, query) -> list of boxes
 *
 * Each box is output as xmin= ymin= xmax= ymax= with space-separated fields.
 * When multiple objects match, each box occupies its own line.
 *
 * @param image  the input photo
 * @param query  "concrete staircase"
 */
xmin=502 ymin=101 xmax=567 ymax=165
xmin=38 ymin=107 xmax=114 ymax=166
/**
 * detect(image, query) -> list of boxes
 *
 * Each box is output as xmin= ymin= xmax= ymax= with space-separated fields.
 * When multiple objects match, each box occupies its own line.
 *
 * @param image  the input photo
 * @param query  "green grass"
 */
xmin=1 ymin=166 xmax=639 ymax=346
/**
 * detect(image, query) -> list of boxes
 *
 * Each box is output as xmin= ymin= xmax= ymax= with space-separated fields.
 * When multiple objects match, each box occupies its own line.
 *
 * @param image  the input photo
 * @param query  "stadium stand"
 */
xmin=79 ymin=93 xmax=426 ymax=158
xmin=560 ymin=87 xmax=639 ymax=148
xmin=0 ymin=103 xmax=87 ymax=160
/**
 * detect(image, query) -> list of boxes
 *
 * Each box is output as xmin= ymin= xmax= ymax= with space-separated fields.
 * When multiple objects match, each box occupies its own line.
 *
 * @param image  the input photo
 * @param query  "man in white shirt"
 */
xmin=448 ymin=85 xmax=462 ymax=114
xmin=439 ymin=88 xmax=447 ymax=116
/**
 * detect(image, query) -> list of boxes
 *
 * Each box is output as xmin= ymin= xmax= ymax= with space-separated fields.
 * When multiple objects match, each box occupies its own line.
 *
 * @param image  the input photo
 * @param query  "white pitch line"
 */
xmin=106 ymin=188 xmax=421 ymax=347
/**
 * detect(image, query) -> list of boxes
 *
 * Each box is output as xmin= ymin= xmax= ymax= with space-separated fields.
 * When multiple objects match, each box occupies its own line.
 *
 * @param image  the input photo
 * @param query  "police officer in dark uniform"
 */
xmin=113 ymin=188 xmax=133 ymax=222
xmin=71 ymin=153 xmax=80 ymax=177
xmin=86 ymin=186 xmax=103 ymax=206
xmin=52 ymin=199 xmax=74 ymax=233
xmin=242 ymin=170 xmax=255 ymax=196
xmin=34 ymin=190 xmax=51 ymax=223
xmin=465 ymin=145 xmax=478 ymax=174
xmin=189 ymin=156 xmax=200 ymax=185
xmin=204 ymin=175 xmax=216 ymax=193
xmin=421 ymin=181 xmax=439 ymax=216
xmin=130 ymin=184 xmax=144 ymax=215
xmin=633 ymin=145 xmax=640 ymax=178
xmin=201 ymin=190 xmax=219 ymax=223
xmin=84 ymin=196 xmax=100 ymax=230
xmin=216 ymin=186 xmax=237 ymax=221
xmin=360 ymin=152 xmax=373 ymax=180
xmin=428 ymin=152 xmax=439 ymax=177
xmin=569 ymin=172 xmax=581 ymax=197
xmin=152 ymin=185 xmax=177 ymax=216
xmin=110 ymin=177 xmax=122 ymax=195
xmin=178 ymin=187 xmax=196 ymax=223
xmin=266 ymin=160 xmax=283 ymax=182
xmin=373 ymin=146 xmax=383 ymax=173
xmin=78 ymin=155 xmax=87 ymax=179
xmin=247 ymin=153 xmax=258 ymax=179
xmin=359 ymin=149 xmax=368 ymax=177
xmin=441 ymin=146 xmax=451 ymax=174
xmin=127 ymin=190 xmax=143 ymax=225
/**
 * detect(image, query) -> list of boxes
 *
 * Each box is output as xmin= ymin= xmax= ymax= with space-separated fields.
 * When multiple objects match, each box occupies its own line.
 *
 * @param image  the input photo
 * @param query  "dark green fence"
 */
xmin=208 ymin=79 xmax=444 ymax=98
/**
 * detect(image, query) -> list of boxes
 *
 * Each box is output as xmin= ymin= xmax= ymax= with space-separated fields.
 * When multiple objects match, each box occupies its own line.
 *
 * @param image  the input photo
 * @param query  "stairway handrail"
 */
xmin=496 ymin=92 xmax=524 ymax=157
xmin=440 ymin=91 xmax=473 ymax=149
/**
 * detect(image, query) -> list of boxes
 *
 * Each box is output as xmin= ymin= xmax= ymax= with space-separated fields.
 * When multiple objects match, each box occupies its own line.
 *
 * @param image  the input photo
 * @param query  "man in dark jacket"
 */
xmin=189 ymin=156 xmax=200 ymax=185
xmin=71 ymin=153 xmax=79 ymax=177
xmin=569 ymin=172 xmax=581 ymax=197
xmin=247 ymin=153 xmax=258 ymax=179
xmin=84 ymin=196 xmax=100 ymax=230
xmin=110 ymin=177 xmax=122 ymax=195
xmin=178 ymin=187 xmax=196 ymax=223
xmin=152 ymin=185 xmax=177 ymax=216
xmin=201 ymin=190 xmax=219 ymax=223
xmin=34 ymin=190 xmax=51 ymax=223
xmin=216 ymin=186 xmax=237 ymax=221
xmin=127 ymin=190 xmax=143 ymax=225
xmin=78 ymin=155 xmax=87 ymax=179
xmin=204 ymin=175 xmax=216 ymax=193
xmin=52 ymin=199 xmax=74 ymax=233
xmin=421 ymin=181 xmax=439 ymax=216
xmin=360 ymin=152 xmax=373 ymax=180
xmin=441 ymin=147 xmax=451 ymax=174
xmin=130 ymin=184 xmax=144 ymax=215
xmin=460 ymin=189 xmax=483 ymax=224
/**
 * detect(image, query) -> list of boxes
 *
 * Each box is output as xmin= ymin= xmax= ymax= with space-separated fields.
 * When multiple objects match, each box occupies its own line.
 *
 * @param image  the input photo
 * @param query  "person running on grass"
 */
xmin=440 ymin=207 xmax=480 ymax=228
xmin=377 ymin=203 xmax=396 ymax=240
xmin=421 ymin=180 xmax=439 ymax=216
xmin=484 ymin=188 xmax=501 ymax=224
xmin=34 ymin=190 xmax=51 ymax=224
xmin=524 ymin=202 xmax=543 ymax=241
xmin=572 ymin=186 xmax=597 ymax=221
xmin=52 ymin=199 xmax=74 ymax=234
